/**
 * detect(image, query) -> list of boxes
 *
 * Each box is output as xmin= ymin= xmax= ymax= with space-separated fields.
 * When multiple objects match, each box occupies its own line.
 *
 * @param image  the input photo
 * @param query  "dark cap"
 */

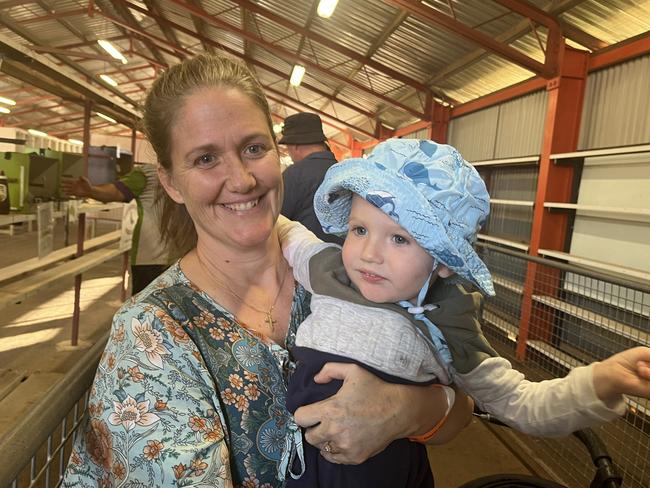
xmin=278 ymin=112 xmax=326 ymax=145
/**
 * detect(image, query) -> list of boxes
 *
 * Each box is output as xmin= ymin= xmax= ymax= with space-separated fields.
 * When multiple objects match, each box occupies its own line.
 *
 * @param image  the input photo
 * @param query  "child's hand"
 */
xmin=593 ymin=346 xmax=650 ymax=402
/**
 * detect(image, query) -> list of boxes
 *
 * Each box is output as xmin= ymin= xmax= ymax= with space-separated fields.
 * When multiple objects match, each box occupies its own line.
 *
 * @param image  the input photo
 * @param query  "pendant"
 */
xmin=265 ymin=308 xmax=276 ymax=331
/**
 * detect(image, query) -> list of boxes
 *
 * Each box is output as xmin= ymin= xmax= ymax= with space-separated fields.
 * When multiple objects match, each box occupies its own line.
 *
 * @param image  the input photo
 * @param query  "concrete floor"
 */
xmin=0 ymin=221 xmax=546 ymax=487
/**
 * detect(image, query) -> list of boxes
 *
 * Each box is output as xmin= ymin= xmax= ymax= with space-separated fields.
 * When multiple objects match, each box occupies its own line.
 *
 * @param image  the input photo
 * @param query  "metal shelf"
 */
xmin=491 ymin=199 xmax=535 ymax=207
xmin=551 ymin=144 xmax=650 ymax=161
xmin=537 ymin=249 xmax=650 ymax=283
xmin=472 ymin=155 xmax=540 ymax=167
xmin=477 ymin=234 xmax=529 ymax=251
xmin=532 ymin=294 xmax=649 ymax=346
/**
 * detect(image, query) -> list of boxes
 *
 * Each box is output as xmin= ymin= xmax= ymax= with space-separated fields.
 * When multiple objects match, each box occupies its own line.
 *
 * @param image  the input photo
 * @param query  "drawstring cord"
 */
xmin=397 ymin=261 xmax=453 ymax=370
xmin=278 ymin=418 xmax=306 ymax=481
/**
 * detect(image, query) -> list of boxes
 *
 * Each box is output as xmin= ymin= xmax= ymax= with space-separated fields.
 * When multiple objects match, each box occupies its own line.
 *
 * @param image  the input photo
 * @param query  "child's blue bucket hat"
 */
xmin=314 ymin=138 xmax=495 ymax=296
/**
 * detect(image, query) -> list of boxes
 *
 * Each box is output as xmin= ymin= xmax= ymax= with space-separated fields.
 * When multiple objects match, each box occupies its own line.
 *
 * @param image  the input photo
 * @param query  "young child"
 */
xmin=278 ymin=138 xmax=650 ymax=488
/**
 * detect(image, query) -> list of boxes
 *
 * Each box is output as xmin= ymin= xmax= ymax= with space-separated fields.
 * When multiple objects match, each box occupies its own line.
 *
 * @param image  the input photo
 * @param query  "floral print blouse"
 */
xmin=62 ymin=262 xmax=311 ymax=487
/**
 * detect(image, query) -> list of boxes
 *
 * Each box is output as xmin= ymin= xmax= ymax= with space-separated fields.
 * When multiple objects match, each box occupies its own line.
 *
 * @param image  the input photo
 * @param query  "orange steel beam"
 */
xmin=589 ymin=31 xmax=650 ymax=70
xmin=230 ymin=0 xmax=432 ymax=94
xmin=452 ymin=77 xmax=548 ymax=118
xmin=29 ymin=45 xmax=118 ymax=63
xmin=265 ymin=89 xmax=376 ymax=140
xmin=121 ymin=0 xmax=377 ymax=121
xmin=516 ymin=46 xmax=589 ymax=361
xmin=17 ymin=7 xmax=87 ymax=24
xmin=452 ymin=32 xmax=650 ymax=119
xmin=429 ymin=103 xmax=450 ymax=143
xmin=386 ymin=0 xmax=561 ymax=78
xmin=97 ymin=8 xmax=191 ymax=59
xmin=162 ymin=0 xmax=425 ymax=118
xmin=493 ymin=0 xmax=562 ymax=76
xmin=394 ymin=119 xmax=430 ymax=138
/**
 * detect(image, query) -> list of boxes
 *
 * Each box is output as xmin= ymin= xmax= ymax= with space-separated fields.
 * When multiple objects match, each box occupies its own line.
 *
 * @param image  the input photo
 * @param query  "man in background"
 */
xmin=61 ymin=163 xmax=169 ymax=294
xmin=279 ymin=112 xmax=344 ymax=245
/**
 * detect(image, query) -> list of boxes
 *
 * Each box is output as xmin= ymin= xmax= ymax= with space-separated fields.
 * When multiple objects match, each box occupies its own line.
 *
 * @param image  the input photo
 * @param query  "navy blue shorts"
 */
xmin=286 ymin=347 xmax=435 ymax=488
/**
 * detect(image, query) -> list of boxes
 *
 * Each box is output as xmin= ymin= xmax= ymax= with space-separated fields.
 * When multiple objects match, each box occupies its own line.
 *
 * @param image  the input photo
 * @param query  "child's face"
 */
xmin=342 ymin=195 xmax=435 ymax=304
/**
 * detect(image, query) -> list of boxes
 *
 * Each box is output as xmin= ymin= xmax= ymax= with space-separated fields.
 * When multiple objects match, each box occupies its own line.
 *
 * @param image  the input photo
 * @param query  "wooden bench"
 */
xmin=0 ymin=243 xmax=125 ymax=311
xmin=0 ymin=229 xmax=121 ymax=284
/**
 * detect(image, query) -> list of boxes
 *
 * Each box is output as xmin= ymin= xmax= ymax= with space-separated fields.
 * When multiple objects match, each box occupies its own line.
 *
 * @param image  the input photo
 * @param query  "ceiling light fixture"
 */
xmin=317 ymin=0 xmax=339 ymax=18
xmin=99 ymin=74 xmax=118 ymax=87
xmin=272 ymin=123 xmax=284 ymax=135
xmin=289 ymin=65 xmax=306 ymax=87
xmin=97 ymin=39 xmax=128 ymax=64
xmin=68 ymin=139 xmax=84 ymax=145
xmin=96 ymin=112 xmax=117 ymax=124
xmin=0 ymin=107 xmax=10 ymax=114
xmin=28 ymin=128 xmax=48 ymax=137
xmin=0 ymin=96 xmax=16 ymax=106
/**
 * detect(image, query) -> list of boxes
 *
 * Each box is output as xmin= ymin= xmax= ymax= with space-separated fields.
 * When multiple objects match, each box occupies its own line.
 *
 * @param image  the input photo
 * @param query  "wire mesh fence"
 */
xmin=477 ymin=242 xmax=650 ymax=488
xmin=8 ymin=393 xmax=90 ymax=488
xmin=1 ymin=334 xmax=108 ymax=488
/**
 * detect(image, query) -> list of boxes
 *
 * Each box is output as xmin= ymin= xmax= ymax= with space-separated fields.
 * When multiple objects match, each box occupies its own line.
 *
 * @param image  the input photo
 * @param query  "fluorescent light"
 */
xmin=99 ymin=74 xmax=118 ymax=87
xmin=290 ymin=65 xmax=306 ymax=87
xmin=317 ymin=0 xmax=338 ymax=18
xmin=96 ymin=112 xmax=117 ymax=124
xmin=68 ymin=139 xmax=84 ymax=145
xmin=97 ymin=39 xmax=128 ymax=64
xmin=0 ymin=107 xmax=10 ymax=114
xmin=28 ymin=128 xmax=48 ymax=137
xmin=0 ymin=96 xmax=16 ymax=106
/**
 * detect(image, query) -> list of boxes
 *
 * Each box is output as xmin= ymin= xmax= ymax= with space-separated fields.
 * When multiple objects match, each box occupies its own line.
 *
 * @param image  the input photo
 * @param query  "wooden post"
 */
xmin=70 ymin=99 xmax=92 ymax=346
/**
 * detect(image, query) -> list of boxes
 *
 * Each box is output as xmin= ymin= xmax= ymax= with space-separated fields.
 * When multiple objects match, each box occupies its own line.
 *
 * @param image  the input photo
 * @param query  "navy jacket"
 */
xmin=281 ymin=150 xmax=344 ymax=245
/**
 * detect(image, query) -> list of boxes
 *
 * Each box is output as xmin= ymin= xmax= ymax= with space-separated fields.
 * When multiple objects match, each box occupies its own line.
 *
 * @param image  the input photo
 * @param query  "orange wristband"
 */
xmin=408 ymin=385 xmax=456 ymax=443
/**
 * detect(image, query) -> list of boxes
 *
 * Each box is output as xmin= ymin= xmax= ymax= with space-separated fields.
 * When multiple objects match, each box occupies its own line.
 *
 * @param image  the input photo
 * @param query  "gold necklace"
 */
xmin=211 ymin=261 xmax=290 ymax=331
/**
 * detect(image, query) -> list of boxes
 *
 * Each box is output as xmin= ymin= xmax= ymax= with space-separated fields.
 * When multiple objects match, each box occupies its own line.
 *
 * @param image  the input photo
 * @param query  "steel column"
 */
xmin=516 ymin=46 xmax=589 ymax=360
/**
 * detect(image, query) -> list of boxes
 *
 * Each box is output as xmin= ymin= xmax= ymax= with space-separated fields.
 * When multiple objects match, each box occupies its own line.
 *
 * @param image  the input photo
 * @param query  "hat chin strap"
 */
xmin=397 ymin=260 xmax=454 ymax=378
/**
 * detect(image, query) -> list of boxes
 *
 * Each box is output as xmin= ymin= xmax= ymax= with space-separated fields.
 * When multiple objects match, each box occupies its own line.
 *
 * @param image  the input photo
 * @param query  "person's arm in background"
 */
xmin=294 ymin=362 xmax=473 ymax=465
xmin=60 ymin=176 xmax=127 ymax=203
xmin=61 ymin=169 xmax=147 ymax=204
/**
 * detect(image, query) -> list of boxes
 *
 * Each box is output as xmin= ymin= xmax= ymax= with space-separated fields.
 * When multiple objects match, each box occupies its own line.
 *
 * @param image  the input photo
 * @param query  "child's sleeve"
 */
xmin=454 ymin=358 xmax=626 ymax=437
xmin=276 ymin=215 xmax=339 ymax=293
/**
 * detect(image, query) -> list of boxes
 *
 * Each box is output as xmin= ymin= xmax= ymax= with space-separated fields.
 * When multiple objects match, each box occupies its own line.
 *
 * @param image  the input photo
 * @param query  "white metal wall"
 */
xmin=570 ymin=152 xmax=650 ymax=273
xmin=579 ymin=54 xmax=650 ymax=149
xmin=448 ymin=90 xmax=547 ymax=161
xmin=448 ymin=105 xmax=499 ymax=161
xmin=493 ymin=91 xmax=547 ymax=158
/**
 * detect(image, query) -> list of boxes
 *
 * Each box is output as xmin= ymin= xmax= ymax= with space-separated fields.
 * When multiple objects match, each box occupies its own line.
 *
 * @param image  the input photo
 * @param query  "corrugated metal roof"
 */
xmin=0 ymin=0 xmax=648 ymax=143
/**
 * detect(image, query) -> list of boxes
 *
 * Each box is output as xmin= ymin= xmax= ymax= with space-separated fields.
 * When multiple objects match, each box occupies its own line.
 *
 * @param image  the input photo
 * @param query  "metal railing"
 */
xmin=2 ymin=245 xmax=649 ymax=487
xmin=0 ymin=333 xmax=109 ymax=488
xmin=476 ymin=242 xmax=650 ymax=488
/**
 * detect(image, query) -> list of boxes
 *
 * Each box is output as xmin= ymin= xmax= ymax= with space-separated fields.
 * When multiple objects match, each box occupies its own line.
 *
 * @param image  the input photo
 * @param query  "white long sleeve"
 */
xmin=277 ymin=215 xmax=339 ymax=293
xmin=455 ymin=357 xmax=626 ymax=437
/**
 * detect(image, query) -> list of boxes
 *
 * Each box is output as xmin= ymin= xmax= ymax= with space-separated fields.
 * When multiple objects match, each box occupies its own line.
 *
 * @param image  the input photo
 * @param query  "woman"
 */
xmin=62 ymin=54 xmax=472 ymax=487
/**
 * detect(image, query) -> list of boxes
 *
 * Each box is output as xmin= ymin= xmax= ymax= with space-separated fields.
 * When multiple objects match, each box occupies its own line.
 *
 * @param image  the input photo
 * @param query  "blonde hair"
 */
xmin=142 ymin=54 xmax=276 ymax=258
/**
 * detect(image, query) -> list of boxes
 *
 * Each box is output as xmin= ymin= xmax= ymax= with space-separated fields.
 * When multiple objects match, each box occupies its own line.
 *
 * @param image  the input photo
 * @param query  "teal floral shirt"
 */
xmin=62 ymin=262 xmax=310 ymax=487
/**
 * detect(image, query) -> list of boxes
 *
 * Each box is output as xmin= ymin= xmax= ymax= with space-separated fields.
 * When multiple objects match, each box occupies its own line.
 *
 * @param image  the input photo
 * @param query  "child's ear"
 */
xmin=437 ymin=265 xmax=454 ymax=278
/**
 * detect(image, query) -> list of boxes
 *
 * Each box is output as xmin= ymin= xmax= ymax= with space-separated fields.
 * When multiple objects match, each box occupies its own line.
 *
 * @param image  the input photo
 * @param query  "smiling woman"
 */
xmin=61 ymin=54 xmax=472 ymax=487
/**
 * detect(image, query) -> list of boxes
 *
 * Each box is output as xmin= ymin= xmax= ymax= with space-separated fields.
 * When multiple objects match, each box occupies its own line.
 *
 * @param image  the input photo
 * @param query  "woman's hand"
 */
xmin=293 ymin=362 xmax=472 ymax=464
